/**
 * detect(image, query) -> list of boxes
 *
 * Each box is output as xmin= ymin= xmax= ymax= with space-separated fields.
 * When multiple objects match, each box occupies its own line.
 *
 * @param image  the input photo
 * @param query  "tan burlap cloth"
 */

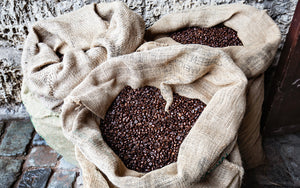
xmin=21 ymin=2 xmax=280 ymax=187
xmin=22 ymin=1 xmax=145 ymax=166
xmin=145 ymin=3 xmax=281 ymax=170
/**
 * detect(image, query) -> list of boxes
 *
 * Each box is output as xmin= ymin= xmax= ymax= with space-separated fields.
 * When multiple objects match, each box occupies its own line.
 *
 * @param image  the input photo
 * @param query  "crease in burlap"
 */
xmin=145 ymin=3 xmax=281 ymax=169
xmin=61 ymin=44 xmax=247 ymax=187
xmin=21 ymin=1 xmax=145 ymax=165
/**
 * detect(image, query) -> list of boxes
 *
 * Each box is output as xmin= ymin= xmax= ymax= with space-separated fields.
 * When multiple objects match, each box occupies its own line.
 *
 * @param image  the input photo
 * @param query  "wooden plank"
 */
xmin=262 ymin=1 xmax=300 ymax=136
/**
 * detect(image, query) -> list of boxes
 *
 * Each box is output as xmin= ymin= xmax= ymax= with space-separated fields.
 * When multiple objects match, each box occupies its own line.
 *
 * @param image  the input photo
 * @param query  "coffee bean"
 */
xmin=100 ymin=86 xmax=206 ymax=172
xmin=169 ymin=24 xmax=242 ymax=47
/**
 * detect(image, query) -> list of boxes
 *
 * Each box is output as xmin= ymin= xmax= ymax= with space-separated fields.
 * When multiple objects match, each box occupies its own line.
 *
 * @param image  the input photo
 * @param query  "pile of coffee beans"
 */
xmin=169 ymin=24 xmax=243 ymax=47
xmin=100 ymin=86 xmax=206 ymax=172
xmin=100 ymin=24 xmax=240 ymax=173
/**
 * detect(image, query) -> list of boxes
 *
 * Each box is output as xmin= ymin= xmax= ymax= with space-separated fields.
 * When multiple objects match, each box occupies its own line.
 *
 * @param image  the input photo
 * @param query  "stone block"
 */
xmin=47 ymin=170 xmax=77 ymax=188
xmin=279 ymin=134 xmax=300 ymax=186
xmin=253 ymin=133 xmax=300 ymax=187
xmin=32 ymin=133 xmax=48 ymax=146
xmin=0 ymin=121 xmax=4 ymax=135
xmin=24 ymin=146 xmax=58 ymax=168
xmin=18 ymin=168 xmax=52 ymax=188
xmin=57 ymin=157 xmax=79 ymax=170
xmin=74 ymin=173 xmax=84 ymax=188
xmin=254 ymin=164 xmax=292 ymax=186
xmin=0 ymin=120 xmax=34 ymax=156
xmin=0 ymin=158 xmax=23 ymax=188
xmin=0 ymin=47 xmax=22 ymax=107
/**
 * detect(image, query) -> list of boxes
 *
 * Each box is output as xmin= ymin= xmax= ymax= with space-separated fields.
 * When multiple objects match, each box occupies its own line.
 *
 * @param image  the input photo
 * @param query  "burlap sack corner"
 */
xmin=21 ymin=2 xmax=281 ymax=188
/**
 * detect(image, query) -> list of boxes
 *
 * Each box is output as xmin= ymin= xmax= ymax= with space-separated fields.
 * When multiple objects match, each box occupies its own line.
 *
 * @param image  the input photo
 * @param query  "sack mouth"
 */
xmin=145 ymin=3 xmax=281 ymax=79
xmin=61 ymin=44 xmax=247 ymax=186
xmin=146 ymin=24 xmax=244 ymax=50
xmin=167 ymin=24 xmax=243 ymax=48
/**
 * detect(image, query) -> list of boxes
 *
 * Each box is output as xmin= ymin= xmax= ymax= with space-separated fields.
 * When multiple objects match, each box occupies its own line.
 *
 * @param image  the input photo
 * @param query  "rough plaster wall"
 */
xmin=0 ymin=0 xmax=298 ymax=119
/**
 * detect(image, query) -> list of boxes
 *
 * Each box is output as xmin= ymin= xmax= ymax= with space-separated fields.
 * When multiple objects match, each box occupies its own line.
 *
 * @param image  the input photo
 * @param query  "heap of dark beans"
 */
xmin=100 ymin=86 xmax=206 ymax=172
xmin=169 ymin=24 xmax=243 ymax=47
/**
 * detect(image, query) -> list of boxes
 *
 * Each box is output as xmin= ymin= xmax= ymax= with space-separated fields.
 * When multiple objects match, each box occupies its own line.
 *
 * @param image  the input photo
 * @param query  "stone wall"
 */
xmin=0 ymin=0 xmax=297 ymax=120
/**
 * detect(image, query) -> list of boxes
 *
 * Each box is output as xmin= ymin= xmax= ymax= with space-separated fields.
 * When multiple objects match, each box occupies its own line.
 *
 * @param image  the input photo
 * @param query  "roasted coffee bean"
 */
xmin=100 ymin=86 xmax=206 ymax=172
xmin=169 ymin=24 xmax=242 ymax=47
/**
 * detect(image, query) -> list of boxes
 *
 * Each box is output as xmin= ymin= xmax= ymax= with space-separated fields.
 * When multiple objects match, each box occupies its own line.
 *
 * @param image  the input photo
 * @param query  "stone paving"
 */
xmin=0 ymin=120 xmax=82 ymax=188
xmin=243 ymin=132 xmax=300 ymax=187
xmin=0 ymin=119 xmax=299 ymax=187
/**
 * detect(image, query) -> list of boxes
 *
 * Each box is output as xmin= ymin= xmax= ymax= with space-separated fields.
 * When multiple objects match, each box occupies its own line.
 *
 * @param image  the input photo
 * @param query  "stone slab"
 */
xmin=57 ymin=158 xmax=78 ymax=170
xmin=279 ymin=133 xmax=300 ymax=186
xmin=18 ymin=168 xmax=52 ymax=188
xmin=0 ymin=158 xmax=23 ymax=188
xmin=32 ymin=133 xmax=48 ymax=146
xmin=74 ymin=173 xmax=84 ymax=188
xmin=246 ymin=132 xmax=300 ymax=187
xmin=24 ymin=146 xmax=58 ymax=168
xmin=47 ymin=170 xmax=77 ymax=188
xmin=0 ymin=121 xmax=4 ymax=135
xmin=0 ymin=120 xmax=34 ymax=156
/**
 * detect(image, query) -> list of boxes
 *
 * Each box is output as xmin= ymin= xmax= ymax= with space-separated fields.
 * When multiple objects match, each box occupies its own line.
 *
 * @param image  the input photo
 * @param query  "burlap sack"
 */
xmin=21 ymin=1 xmax=145 ymax=111
xmin=145 ymin=4 xmax=281 ymax=169
xmin=62 ymin=44 xmax=247 ymax=187
xmin=21 ymin=1 xmax=144 ymax=165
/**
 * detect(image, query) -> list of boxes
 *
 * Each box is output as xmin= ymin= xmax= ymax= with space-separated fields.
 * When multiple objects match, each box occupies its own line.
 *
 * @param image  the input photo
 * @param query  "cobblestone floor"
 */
xmin=0 ymin=120 xmax=82 ymax=188
xmin=243 ymin=132 xmax=300 ymax=188
xmin=0 ymin=119 xmax=299 ymax=187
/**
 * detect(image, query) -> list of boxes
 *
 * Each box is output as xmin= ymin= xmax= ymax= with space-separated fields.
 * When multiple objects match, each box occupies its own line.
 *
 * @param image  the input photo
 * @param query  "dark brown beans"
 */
xmin=169 ymin=24 xmax=243 ymax=47
xmin=100 ymin=86 xmax=206 ymax=173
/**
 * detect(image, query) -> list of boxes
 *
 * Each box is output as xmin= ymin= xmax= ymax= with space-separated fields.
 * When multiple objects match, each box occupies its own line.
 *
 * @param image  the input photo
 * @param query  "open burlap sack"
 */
xmin=21 ymin=1 xmax=145 ymax=111
xmin=145 ymin=3 xmax=281 ymax=169
xmin=21 ymin=1 xmax=144 ymax=165
xmin=61 ymin=44 xmax=247 ymax=187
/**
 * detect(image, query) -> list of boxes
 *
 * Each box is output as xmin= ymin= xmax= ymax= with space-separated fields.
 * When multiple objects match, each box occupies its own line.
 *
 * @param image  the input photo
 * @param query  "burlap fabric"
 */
xmin=21 ymin=1 xmax=144 ymax=165
xmin=21 ymin=1 xmax=145 ymax=111
xmin=21 ymin=2 xmax=280 ymax=188
xmin=145 ymin=4 xmax=281 ymax=169
xmin=62 ymin=44 xmax=247 ymax=187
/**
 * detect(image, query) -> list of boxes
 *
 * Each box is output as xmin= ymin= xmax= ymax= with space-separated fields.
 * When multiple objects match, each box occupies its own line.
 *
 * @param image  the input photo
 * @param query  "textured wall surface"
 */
xmin=0 ymin=0 xmax=298 ymax=119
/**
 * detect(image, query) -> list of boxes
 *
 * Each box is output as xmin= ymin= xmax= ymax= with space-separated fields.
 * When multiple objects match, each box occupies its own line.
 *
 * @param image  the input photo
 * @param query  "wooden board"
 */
xmin=262 ymin=1 xmax=300 ymax=136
